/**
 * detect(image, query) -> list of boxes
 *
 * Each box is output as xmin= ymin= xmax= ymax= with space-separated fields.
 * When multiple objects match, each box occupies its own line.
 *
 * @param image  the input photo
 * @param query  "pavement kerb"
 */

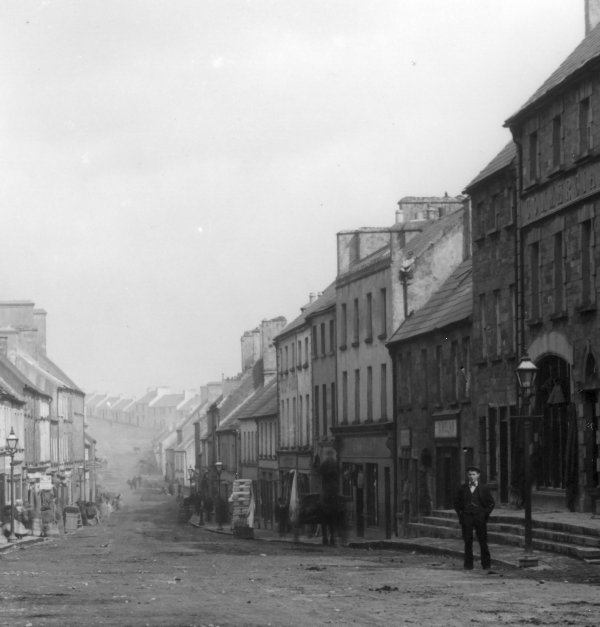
xmin=346 ymin=539 xmax=520 ymax=569
xmin=0 ymin=536 xmax=47 ymax=554
xmin=193 ymin=522 xmax=525 ymax=569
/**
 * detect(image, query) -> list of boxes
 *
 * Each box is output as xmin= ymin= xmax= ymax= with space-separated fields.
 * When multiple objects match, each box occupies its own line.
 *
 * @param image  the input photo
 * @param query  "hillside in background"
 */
xmin=86 ymin=416 xmax=159 ymax=492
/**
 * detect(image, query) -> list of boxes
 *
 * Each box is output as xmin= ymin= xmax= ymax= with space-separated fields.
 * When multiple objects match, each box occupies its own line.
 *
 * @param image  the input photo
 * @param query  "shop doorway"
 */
xmin=435 ymin=446 xmax=459 ymax=509
xmin=532 ymin=355 xmax=572 ymax=490
xmin=582 ymin=353 xmax=599 ymax=508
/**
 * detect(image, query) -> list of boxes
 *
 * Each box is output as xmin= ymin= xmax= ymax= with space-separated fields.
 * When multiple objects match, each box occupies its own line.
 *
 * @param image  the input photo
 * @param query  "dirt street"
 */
xmin=1 ymin=491 xmax=599 ymax=627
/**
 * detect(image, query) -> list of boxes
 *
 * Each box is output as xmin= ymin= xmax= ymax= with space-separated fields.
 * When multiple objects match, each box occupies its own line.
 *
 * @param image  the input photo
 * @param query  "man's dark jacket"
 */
xmin=453 ymin=483 xmax=495 ymax=520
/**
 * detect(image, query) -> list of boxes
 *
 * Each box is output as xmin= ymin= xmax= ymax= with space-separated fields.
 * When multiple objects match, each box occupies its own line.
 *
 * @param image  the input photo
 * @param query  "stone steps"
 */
xmin=406 ymin=509 xmax=600 ymax=562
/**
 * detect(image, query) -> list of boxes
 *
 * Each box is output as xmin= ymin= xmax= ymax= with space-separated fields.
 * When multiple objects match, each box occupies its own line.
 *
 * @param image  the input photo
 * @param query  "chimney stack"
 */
xmin=34 ymin=308 xmax=47 ymax=355
xmin=586 ymin=0 xmax=600 ymax=34
xmin=396 ymin=201 xmax=405 ymax=224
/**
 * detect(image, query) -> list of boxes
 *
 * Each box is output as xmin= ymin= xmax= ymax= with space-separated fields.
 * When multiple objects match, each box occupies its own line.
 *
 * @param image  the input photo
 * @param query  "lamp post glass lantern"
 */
xmin=516 ymin=355 xmax=538 ymax=391
xmin=516 ymin=355 xmax=539 ymax=568
xmin=6 ymin=428 xmax=19 ymax=541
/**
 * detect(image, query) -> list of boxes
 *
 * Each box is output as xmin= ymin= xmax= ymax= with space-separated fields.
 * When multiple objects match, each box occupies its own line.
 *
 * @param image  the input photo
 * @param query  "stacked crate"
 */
xmin=229 ymin=478 xmax=253 ymax=538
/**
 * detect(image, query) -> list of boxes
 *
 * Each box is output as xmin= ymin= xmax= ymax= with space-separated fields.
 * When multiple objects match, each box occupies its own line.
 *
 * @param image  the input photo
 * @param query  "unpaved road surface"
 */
xmin=1 ymin=491 xmax=599 ymax=626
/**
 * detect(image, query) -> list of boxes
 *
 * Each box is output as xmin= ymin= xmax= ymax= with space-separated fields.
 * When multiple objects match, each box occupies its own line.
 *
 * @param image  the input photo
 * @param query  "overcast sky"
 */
xmin=0 ymin=1 xmax=585 ymax=398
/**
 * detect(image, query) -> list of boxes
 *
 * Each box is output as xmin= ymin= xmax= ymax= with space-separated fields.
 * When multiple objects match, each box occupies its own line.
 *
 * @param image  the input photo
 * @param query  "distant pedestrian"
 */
xmin=318 ymin=450 xmax=341 ymax=546
xmin=275 ymin=498 xmax=288 ymax=537
xmin=454 ymin=466 xmax=495 ymax=571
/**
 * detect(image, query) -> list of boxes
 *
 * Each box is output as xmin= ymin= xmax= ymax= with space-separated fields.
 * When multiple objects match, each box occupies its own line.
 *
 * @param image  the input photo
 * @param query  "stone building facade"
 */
xmin=463 ymin=14 xmax=600 ymax=512
xmin=464 ymin=142 xmax=521 ymax=506
xmin=334 ymin=197 xmax=464 ymax=537
xmin=503 ymin=25 xmax=600 ymax=511
xmin=305 ymin=284 xmax=337 ymax=470
xmin=387 ymin=259 xmax=472 ymax=517
xmin=275 ymin=294 xmax=325 ymax=501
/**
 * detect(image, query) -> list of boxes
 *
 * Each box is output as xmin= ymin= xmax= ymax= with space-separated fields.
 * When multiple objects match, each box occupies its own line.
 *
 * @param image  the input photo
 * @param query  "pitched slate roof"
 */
xmin=276 ymin=282 xmax=337 ymax=339
xmin=343 ymin=245 xmax=390 ymax=275
xmin=189 ymin=399 xmax=209 ymax=417
xmin=506 ymin=24 xmax=600 ymax=126
xmin=151 ymin=393 xmax=184 ymax=408
xmin=216 ymin=367 xmax=259 ymax=432
xmin=36 ymin=352 xmax=82 ymax=393
xmin=177 ymin=394 xmax=202 ymax=413
xmin=86 ymin=392 xmax=106 ymax=406
xmin=305 ymin=282 xmax=336 ymax=317
xmin=387 ymin=259 xmax=472 ymax=345
xmin=0 ymin=352 xmax=50 ymax=398
xmin=399 ymin=206 xmax=463 ymax=262
xmin=96 ymin=396 xmax=121 ymax=411
xmin=234 ymin=378 xmax=278 ymax=421
xmin=14 ymin=350 xmax=83 ymax=395
xmin=464 ymin=142 xmax=517 ymax=191
xmin=0 ymin=376 xmax=25 ymax=403
xmin=111 ymin=398 xmax=133 ymax=411
xmin=136 ymin=390 xmax=158 ymax=405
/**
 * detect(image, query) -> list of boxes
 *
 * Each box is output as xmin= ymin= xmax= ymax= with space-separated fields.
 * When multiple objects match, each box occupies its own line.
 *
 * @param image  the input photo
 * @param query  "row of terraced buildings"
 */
xmin=90 ymin=7 xmax=600 ymax=538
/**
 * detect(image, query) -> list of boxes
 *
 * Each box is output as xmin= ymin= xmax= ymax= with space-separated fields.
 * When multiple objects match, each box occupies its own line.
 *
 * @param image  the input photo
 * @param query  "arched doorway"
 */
xmin=531 ymin=355 xmax=576 ymax=503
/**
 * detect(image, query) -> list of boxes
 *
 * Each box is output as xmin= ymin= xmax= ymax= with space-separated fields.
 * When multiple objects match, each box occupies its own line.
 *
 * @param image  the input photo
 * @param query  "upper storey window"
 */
xmin=528 ymin=130 xmax=539 ymax=183
xmin=352 ymin=298 xmax=359 ymax=345
xmin=477 ymin=200 xmax=485 ymax=238
xmin=490 ymin=193 xmax=501 ymax=231
xmin=552 ymin=114 xmax=563 ymax=168
xmin=579 ymin=95 xmax=593 ymax=156
xmin=340 ymin=303 xmax=347 ymax=349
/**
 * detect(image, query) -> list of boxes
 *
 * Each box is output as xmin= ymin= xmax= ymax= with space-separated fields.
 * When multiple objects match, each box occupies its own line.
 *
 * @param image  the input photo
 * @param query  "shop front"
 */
xmin=334 ymin=423 xmax=393 ymax=539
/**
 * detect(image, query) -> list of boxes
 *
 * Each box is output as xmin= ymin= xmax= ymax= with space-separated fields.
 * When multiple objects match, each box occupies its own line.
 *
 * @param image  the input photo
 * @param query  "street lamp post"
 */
xmin=6 ymin=428 xmax=19 ymax=542
xmin=516 ymin=355 xmax=539 ymax=568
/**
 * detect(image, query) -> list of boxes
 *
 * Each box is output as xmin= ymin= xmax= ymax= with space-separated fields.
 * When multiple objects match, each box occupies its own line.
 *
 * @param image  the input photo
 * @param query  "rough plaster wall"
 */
xmin=409 ymin=230 xmax=464 ymax=315
xmin=389 ymin=216 xmax=465 ymax=331
xmin=337 ymin=231 xmax=390 ymax=274
xmin=206 ymin=381 xmax=223 ymax=403
xmin=17 ymin=329 xmax=40 ymax=357
xmin=0 ymin=302 xmax=35 ymax=329
xmin=337 ymin=232 xmax=356 ymax=274
xmin=261 ymin=318 xmax=286 ymax=374
xmin=33 ymin=310 xmax=47 ymax=355
xmin=358 ymin=231 xmax=390 ymax=260
xmin=240 ymin=329 xmax=261 ymax=371
xmin=587 ymin=0 xmax=600 ymax=33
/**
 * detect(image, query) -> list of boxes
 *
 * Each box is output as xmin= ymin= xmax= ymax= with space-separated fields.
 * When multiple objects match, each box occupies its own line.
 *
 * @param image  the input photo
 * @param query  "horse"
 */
xmin=293 ymin=493 xmax=347 ymax=546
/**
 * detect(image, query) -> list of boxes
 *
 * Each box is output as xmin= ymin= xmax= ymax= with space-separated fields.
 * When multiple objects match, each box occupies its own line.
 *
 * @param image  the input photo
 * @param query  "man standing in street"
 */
xmin=454 ymin=466 xmax=495 ymax=571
